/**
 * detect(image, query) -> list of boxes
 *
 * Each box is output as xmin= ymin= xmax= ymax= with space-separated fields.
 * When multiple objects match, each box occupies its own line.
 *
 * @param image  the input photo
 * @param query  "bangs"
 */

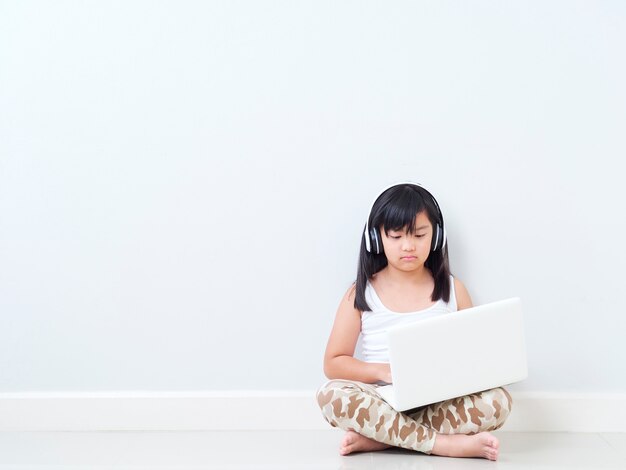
xmin=374 ymin=188 xmax=429 ymax=234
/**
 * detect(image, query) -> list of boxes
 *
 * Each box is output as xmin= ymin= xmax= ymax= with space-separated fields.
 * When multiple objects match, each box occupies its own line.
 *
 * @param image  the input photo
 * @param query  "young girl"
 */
xmin=316 ymin=183 xmax=512 ymax=461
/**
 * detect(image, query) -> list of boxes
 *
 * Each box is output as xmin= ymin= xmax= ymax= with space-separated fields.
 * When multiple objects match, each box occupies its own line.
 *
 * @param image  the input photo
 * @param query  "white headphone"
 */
xmin=363 ymin=182 xmax=447 ymax=254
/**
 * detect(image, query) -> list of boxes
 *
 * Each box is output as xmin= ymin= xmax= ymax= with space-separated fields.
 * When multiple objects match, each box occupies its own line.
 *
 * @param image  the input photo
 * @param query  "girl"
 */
xmin=316 ymin=183 xmax=512 ymax=461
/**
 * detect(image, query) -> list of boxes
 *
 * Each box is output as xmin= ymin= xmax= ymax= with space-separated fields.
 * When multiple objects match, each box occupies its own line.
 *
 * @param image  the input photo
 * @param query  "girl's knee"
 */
xmin=495 ymin=387 xmax=513 ymax=413
xmin=316 ymin=380 xmax=354 ymax=409
xmin=316 ymin=383 xmax=339 ymax=427
xmin=316 ymin=380 xmax=353 ymax=422
xmin=316 ymin=381 xmax=337 ymax=411
xmin=315 ymin=380 xmax=373 ymax=430
xmin=490 ymin=387 xmax=513 ymax=428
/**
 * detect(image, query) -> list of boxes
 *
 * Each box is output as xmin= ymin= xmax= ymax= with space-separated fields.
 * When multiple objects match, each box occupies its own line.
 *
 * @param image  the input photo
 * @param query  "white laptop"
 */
xmin=376 ymin=297 xmax=528 ymax=411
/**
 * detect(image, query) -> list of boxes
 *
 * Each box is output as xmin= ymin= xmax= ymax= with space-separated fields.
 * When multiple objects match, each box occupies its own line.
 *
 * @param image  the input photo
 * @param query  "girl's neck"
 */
xmin=376 ymin=265 xmax=432 ymax=286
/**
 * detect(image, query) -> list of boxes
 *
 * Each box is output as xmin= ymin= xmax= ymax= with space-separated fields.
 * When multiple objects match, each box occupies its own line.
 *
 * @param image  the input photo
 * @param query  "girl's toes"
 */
xmin=339 ymin=432 xmax=358 ymax=455
xmin=341 ymin=432 xmax=355 ymax=448
xmin=340 ymin=442 xmax=356 ymax=456
xmin=486 ymin=448 xmax=499 ymax=461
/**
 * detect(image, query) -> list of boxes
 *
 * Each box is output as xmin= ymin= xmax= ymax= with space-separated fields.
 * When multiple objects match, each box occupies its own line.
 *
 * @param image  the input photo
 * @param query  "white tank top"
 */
xmin=359 ymin=275 xmax=458 ymax=363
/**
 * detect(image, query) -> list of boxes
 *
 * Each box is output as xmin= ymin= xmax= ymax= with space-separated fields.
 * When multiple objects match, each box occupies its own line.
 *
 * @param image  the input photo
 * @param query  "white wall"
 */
xmin=1 ymin=1 xmax=625 ymax=393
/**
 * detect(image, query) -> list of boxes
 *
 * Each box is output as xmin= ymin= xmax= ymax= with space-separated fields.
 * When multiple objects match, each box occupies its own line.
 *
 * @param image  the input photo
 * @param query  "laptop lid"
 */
xmin=383 ymin=297 xmax=528 ymax=411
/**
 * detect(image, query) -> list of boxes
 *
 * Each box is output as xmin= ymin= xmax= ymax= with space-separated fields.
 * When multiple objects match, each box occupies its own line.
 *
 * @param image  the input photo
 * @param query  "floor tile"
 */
xmin=0 ymin=431 xmax=625 ymax=469
xmin=599 ymin=433 xmax=626 ymax=459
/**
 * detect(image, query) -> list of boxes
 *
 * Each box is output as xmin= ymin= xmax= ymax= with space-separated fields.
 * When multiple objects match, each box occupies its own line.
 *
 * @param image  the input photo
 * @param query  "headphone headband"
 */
xmin=364 ymin=182 xmax=446 ymax=253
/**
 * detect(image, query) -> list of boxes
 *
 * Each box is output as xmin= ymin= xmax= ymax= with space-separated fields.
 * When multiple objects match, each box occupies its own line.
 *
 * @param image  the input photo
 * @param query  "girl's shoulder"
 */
xmin=452 ymin=277 xmax=473 ymax=310
xmin=337 ymin=283 xmax=363 ymax=320
xmin=341 ymin=282 xmax=361 ymax=309
xmin=344 ymin=283 xmax=357 ymax=302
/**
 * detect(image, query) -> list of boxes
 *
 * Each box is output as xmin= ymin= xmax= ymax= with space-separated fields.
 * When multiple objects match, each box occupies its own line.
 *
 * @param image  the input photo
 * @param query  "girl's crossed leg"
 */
xmin=316 ymin=379 xmax=512 ymax=460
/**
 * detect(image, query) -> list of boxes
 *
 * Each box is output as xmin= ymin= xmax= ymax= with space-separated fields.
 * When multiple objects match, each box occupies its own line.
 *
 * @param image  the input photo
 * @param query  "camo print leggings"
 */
xmin=316 ymin=379 xmax=513 ymax=454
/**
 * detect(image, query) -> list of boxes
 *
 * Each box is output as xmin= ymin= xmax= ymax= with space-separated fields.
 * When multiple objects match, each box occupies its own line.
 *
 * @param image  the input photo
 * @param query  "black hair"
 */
xmin=354 ymin=184 xmax=452 ymax=312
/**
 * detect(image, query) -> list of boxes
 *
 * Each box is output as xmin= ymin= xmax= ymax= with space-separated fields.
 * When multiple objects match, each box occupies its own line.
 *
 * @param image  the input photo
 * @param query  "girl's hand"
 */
xmin=378 ymin=363 xmax=392 ymax=384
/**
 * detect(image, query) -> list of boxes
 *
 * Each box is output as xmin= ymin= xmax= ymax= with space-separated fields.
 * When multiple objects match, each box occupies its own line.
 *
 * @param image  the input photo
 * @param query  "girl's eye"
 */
xmin=391 ymin=235 xmax=401 ymax=239
xmin=416 ymin=234 xmax=425 ymax=238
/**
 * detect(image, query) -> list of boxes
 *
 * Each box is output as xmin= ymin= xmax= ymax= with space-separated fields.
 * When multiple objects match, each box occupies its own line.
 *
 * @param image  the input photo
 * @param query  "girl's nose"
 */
xmin=402 ymin=237 xmax=416 ymax=250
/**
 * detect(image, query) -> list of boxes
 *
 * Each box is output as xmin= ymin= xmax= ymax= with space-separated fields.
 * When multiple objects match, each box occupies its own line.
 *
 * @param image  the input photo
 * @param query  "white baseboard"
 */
xmin=1 ymin=391 xmax=625 ymax=432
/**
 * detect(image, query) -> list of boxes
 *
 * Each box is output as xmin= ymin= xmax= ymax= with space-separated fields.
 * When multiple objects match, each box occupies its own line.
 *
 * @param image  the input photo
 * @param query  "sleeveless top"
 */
xmin=359 ymin=275 xmax=458 ymax=363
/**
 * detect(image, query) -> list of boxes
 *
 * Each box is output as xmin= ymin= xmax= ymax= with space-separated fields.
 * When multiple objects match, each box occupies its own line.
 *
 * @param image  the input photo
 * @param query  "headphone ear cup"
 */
xmin=370 ymin=227 xmax=382 ymax=254
xmin=441 ymin=227 xmax=448 ymax=250
xmin=432 ymin=224 xmax=441 ymax=251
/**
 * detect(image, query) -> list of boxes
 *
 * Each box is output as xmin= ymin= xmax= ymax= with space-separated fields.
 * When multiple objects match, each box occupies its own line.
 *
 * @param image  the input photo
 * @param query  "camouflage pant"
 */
xmin=316 ymin=379 xmax=513 ymax=454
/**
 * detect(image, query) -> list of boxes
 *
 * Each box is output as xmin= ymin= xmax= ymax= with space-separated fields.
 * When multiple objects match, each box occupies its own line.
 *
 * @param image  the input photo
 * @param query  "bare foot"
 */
xmin=339 ymin=430 xmax=391 ymax=456
xmin=431 ymin=432 xmax=500 ymax=461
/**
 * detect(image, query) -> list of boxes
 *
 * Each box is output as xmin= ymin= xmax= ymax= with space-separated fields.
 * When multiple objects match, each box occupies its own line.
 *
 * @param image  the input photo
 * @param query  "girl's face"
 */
xmin=380 ymin=210 xmax=433 ymax=271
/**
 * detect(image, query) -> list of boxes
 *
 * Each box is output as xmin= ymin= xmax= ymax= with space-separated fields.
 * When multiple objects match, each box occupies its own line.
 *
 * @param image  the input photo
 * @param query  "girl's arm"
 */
xmin=323 ymin=286 xmax=391 ymax=384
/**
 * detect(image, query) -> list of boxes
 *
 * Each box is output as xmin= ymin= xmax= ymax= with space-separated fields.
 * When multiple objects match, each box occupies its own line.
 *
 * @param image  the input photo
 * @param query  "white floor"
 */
xmin=0 ymin=430 xmax=625 ymax=469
